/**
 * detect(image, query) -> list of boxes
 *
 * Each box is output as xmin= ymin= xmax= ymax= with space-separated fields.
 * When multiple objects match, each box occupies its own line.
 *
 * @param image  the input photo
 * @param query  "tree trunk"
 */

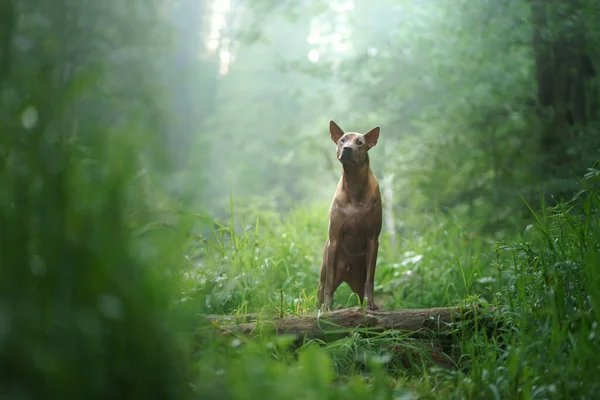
xmin=205 ymin=306 xmax=475 ymax=340
xmin=530 ymin=0 xmax=597 ymax=161
xmin=382 ymin=174 xmax=397 ymax=250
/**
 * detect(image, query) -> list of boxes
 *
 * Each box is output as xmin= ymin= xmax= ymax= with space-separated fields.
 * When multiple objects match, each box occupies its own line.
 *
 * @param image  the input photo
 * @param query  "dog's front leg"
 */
xmin=364 ymin=238 xmax=379 ymax=310
xmin=317 ymin=243 xmax=328 ymax=307
xmin=322 ymin=239 xmax=339 ymax=311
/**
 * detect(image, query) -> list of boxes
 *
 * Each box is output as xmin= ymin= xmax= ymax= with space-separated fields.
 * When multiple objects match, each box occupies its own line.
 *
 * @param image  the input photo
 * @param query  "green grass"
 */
xmin=181 ymin=195 xmax=496 ymax=317
xmin=3 ymin=115 xmax=598 ymax=399
xmin=178 ymin=162 xmax=600 ymax=399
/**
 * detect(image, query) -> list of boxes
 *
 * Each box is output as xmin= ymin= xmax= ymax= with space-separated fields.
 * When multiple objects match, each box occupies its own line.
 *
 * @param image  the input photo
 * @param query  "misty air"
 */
xmin=1 ymin=0 xmax=599 ymax=398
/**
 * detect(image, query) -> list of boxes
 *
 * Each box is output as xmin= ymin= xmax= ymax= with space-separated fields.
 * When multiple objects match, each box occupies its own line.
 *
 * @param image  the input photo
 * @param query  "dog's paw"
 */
xmin=367 ymin=303 xmax=379 ymax=311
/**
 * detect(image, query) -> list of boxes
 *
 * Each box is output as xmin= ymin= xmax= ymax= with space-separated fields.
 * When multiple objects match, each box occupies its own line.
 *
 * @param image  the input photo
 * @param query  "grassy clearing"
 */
xmin=182 ymin=198 xmax=496 ymax=316
xmin=179 ymin=162 xmax=600 ymax=399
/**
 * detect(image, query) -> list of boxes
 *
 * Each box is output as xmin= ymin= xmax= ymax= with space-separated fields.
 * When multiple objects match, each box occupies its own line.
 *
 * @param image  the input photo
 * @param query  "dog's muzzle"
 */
xmin=339 ymin=146 xmax=353 ymax=161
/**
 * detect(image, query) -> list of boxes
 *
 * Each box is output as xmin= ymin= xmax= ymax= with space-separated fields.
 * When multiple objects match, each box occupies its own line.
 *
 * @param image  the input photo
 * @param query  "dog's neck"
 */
xmin=341 ymin=157 xmax=371 ymax=202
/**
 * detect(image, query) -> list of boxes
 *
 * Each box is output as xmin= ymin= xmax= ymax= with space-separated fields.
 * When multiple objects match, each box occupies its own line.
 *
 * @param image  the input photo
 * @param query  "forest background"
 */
xmin=1 ymin=0 xmax=599 ymax=399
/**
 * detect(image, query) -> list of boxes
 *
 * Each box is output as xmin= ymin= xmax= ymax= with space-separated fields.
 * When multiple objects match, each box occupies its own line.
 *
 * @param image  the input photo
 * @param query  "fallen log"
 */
xmin=206 ymin=306 xmax=471 ymax=341
xmin=203 ymin=306 xmax=498 ymax=370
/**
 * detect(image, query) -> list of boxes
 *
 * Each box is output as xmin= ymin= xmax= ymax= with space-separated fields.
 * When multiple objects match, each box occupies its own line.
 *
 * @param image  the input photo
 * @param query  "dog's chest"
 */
xmin=334 ymin=202 xmax=375 ymax=232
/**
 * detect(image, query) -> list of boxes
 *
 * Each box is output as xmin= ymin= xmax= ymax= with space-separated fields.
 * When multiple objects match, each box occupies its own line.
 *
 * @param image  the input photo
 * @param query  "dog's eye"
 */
xmin=340 ymin=137 xmax=346 ymax=143
xmin=356 ymin=140 xmax=363 ymax=146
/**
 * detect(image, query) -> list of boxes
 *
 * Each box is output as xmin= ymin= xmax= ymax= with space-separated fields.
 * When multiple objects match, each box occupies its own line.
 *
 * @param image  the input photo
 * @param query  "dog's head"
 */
xmin=329 ymin=120 xmax=380 ymax=165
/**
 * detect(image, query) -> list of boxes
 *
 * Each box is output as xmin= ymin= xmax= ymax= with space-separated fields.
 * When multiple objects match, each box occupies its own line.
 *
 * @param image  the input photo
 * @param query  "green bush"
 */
xmin=424 ymin=160 xmax=600 ymax=399
xmin=0 ymin=129 xmax=192 ymax=399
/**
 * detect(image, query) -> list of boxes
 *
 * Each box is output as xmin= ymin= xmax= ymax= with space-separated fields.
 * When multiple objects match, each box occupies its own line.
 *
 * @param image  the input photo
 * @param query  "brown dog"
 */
xmin=317 ymin=120 xmax=383 ymax=311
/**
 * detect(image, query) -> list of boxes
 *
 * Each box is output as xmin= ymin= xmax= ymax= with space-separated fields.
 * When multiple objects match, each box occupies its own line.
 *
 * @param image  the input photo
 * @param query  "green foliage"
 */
xmin=184 ymin=160 xmax=600 ymax=399
xmin=182 ymin=195 xmax=494 ymax=315
xmin=215 ymin=0 xmax=599 ymax=234
xmin=182 ymin=202 xmax=328 ymax=315
xmin=0 ymin=1 xmax=195 ymax=398
xmin=192 ymin=335 xmax=410 ymax=400
xmin=336 ymin=0 xmax=543 ymax=234
xmin=188 ymin=9 xmax=342 ymax=215
xmin=0 ymin=132 xmax=191 ymax=398
xmin=432 ymin=161 xmax=600 ymax=399
xmin=2 ymin=0 xmax=600 ymax=398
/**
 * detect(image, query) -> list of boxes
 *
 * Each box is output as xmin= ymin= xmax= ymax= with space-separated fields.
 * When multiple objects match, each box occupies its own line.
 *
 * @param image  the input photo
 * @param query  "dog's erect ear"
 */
xmin=330 ymin=120 xmax=345 ymax=144
xmin=364 ymin=126 xmax=380 ymax=148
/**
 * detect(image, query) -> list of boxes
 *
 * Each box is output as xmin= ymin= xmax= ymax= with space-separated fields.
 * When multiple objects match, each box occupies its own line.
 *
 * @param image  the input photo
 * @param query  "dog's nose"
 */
xmin=342 ymin=146 xmax=353 ymax=153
